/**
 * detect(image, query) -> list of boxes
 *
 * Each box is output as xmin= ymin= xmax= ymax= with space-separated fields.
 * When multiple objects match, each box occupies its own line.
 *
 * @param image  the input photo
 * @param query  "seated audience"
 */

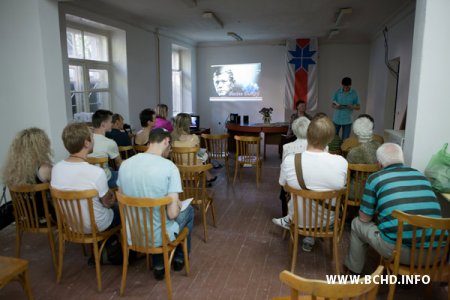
xmin=51 ymin=122 xmax=119 ymax=234
xmin=105 ymin=113 xmax=132 ymax=147
xmin=89 ymin=109 xmax=122 ymax=188
xmin=2 ymin=127 xmax=55 ymax=219
xmin=346 ymin=116 xmax=381 ymax=164
xmin=273 ymin=115 xmax=348 ymax=252
xmin=117 ymin=128 xmax=194 ymax=280
xmin=279 ymin=117 xmax=310 ymax=216
xmin=134 ymin=108 xmax=156 ymax=146
xmin=344 ymin=143 xmax=442 ymax=274
xmin=341 ymin=114 xmax=383 ymax=154
xmin=286 ymin=100 xmax=311 ymax=136
xmin=172 ymin=113 xmax=216 ymax=183
xmin=154 ymin=104 xmax=174 ymax=132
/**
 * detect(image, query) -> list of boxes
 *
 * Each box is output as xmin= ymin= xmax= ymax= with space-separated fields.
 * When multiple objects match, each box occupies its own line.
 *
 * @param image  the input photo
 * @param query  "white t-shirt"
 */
xmin=51 ymin=160 xmax=113 ymax=233
xmin=89 ymin=133 xmax=120 ymax=180
xmin=282 ymin=138 xmax=308 ymax=161
xmin=279 ymin=150 xmax=348 ymax=227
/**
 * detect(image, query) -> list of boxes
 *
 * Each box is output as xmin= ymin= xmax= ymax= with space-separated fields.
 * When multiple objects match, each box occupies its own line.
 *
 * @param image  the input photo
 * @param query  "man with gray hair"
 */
xmin=344 ymin=143 xmax=442 ymax=274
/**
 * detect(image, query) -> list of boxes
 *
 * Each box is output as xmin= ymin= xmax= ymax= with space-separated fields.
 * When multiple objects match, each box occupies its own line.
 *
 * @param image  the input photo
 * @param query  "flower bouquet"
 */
xmin=259 ymin=107 xmax=273 ymax=124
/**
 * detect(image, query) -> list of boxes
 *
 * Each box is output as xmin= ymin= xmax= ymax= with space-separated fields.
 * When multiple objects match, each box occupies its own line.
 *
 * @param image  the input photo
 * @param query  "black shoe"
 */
xmin=207 ymin=176 xmax=217 ymax=183
xmin=153 ymin=267 xmax=165 ymax=281
xmin=173 ymin=260 xmax=184 ymax=272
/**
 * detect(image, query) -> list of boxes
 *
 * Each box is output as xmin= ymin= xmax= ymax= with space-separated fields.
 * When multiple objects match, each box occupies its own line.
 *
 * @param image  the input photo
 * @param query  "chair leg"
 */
xmin=47 ymin=228 xmax=58 ymax=277
xmin=202 ymin=202 xmax=208 ymax=242
xmin=210 ymin=200 xmax=217 ymax=227
xmin=20 ymin=268 xmax=33 ymax=300
xmin=15 ymin=225 xmax=23 ymax=258
xmin=163 ymin=251 xmax=173 ymax=300
xmin=120 ymin=248 xmax=129 ymax=296
xmin=233 ymin=161 xmax=239 ymax=185
xmin=387 ymin=280 xmax=396 ymax=300
xmin=291 ymin=230 xmax=299 ymax=272
xmin=92 ymin=242 xmax=102 ymax=292
xmin=225 ymin=157 xmax=230 ymax=181
xmin=56 ymin=234 xmax=64 ymax=284
xmin=183 ymin=238 xmax=190 ymax=275
xmin=333 ymin=238 xmax=340 ymax=275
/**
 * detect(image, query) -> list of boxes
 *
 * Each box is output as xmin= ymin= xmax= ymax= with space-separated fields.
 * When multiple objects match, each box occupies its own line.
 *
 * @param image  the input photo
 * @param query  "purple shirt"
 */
xmin=154 ymin=117 xmax=173 ymax=132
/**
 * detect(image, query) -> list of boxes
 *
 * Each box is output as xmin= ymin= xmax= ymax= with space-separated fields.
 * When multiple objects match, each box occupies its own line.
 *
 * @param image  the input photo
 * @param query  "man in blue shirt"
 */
xmin=332 ymin=77 xmax=360 ymax=140
xmin=117 ymin=128 xmax=194 ymax=280
xmin=344 ymin=143 xmax=442 ymax=274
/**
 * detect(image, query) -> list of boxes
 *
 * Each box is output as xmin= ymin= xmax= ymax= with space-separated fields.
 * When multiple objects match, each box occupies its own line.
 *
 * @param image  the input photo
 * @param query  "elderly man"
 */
xmin=344 ymin=143 xmax=443 ymax=274
xmin=273 ymin=115 xmax=348 ymax=252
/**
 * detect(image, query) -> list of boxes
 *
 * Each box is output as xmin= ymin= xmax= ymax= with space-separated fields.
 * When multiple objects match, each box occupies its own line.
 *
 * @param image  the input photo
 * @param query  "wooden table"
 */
xmin=226 ymin=122 xmax=289 ymax=159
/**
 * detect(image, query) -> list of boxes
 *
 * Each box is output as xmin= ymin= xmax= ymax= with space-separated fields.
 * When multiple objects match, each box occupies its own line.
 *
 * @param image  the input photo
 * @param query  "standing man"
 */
xmin=344 ymin=143 xmax=442 ymax=274
xmin=332 ymin=77 xmax=360 ymax=140
xmin=89 ymin=109 xmax=122 ymax=188
xmin=117 ymin=128 xmax=194 ymax=280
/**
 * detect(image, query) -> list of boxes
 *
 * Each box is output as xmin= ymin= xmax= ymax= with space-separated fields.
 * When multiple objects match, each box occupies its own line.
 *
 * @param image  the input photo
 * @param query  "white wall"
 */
xmin=366 ymin=12 xmax=415 ymax=134
xmin=404 ymin=0 xmax=450 ymax=171
xmin=316 ymin=43 xmax=370 ymax=121
xmin=0 ymin=0 xmax=68 ymax=176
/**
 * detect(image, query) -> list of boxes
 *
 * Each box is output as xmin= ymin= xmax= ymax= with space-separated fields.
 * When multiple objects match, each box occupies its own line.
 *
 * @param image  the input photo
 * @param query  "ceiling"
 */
xmin=69 ymin=0 xmax=415 ymax=45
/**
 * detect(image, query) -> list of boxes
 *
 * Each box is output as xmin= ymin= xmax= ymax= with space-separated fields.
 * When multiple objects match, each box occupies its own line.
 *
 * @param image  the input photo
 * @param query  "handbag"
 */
xmin=425 ymin=143 xmax=450 ymax=192
xmin=294 ymin=153 xmax=308 ymax=190
xmin=0 ymin=186 xmax=15 ymax=230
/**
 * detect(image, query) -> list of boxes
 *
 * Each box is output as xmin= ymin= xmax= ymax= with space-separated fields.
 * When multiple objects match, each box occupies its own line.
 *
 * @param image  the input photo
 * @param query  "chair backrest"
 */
xmin=346 ymin=163 xmax=380 ymax=206
xmin=50 ymin=188 xmax=100 ymax=242
xmin=234 ymin=135 xmax=261 ymax=165
xmin=133 ymin=145 xmax=148 ymax=154
xmin=277 ymin=265 xmax=383 ymax=300
xmin=201 ymin=134 xmax=229 ymax=159
xmin=391 ymin=210 xmax=450 ymax=280
xmin=119 ymin=145 xmax=135 ymax=160
xmin=86 ymin=156 xmax=109 ymax=168
xmin=171 ymin=146 xmax=200 ymax=166
xmin=115 ymin=191 xmax=172 ymax=253
xmin=284 ymin=185 xmax=346 ymax=238
xmin=9 ymin=183 xmax=52 ymax=232
xmin=178 ymin=164 xmax=212 ymax=205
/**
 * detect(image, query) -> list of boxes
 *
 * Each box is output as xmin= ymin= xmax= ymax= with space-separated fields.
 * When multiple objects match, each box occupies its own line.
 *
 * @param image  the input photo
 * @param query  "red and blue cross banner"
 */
xmin=284 ymin=38 xmax=318 ymax=111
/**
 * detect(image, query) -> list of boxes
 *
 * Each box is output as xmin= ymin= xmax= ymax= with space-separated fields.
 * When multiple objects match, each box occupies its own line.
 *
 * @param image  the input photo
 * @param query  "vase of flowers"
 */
xmin=259 ymin=107 xmax=273 ymax=124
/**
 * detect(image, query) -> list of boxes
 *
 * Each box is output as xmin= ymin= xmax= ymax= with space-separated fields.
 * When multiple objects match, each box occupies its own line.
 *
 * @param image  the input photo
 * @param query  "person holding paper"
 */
xmin=331 ymin=77 xmax=360 ymax=140
xmin=117 ymin=127 xmax=194 ymax=280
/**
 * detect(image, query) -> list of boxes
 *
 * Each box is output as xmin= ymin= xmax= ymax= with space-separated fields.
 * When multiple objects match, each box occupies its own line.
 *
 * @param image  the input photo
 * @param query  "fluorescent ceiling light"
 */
xmin=335 ymin=7 xmax=352 ymax=27
xmin=227 ymin=32 xmax=243 ymax=41
xmin=202 ymin=11 xmax=223 ymax=29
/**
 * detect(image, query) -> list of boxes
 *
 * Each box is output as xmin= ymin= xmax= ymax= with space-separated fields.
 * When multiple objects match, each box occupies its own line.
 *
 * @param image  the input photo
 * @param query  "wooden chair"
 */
xmin=115 ymin=191 xmax=190 ymax=299
xmin=285 ymin=185 xmax=347 ymax=274
xmin=50 ymin=188 xmax=121 ymax=292
xmin=171 ymin=146 xmax=200 ymax=166
xmin=178 ymin=164 xmax=217 ymax=242
xmin=233 ymin=135 xmax=262 ymax=187
xmin=85 ymin=156 xmax=109 ymax=168
xmin=8 ymin=183 xmax=57 ymax=275
xmin=273 ymin=265 xmax=384 ymax=300
xmin=118 ymin=145 xmax=135 ymax=160
xmin=201 ymin=133 xmax=230 ymax=180
xmin=133 ymin=144 xmax=148 ymax=154
xmin=0 ymin=256 xmax=33 ymax=300
xmin=383 ymin=210 xmax=450 ymax=300
xmin=340 ymin=163 xmax=379 ymax=239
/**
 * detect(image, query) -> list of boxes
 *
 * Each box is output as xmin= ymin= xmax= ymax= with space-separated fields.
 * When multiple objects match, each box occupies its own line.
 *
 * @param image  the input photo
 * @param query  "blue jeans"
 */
xmin=153 ymin=205 xmax=194 ymax=268
xmin=108 ymin=169 xmax=118 ymax=189
xmin=334 ymin=123 xmax=352 ymax=140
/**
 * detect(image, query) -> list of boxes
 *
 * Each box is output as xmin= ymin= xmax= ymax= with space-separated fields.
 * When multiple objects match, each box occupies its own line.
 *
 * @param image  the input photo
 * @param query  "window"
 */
xmin=172 ymin=48 xmax=182 ymax=116
xmin=66 ymin=26 xmax=111 ymax=119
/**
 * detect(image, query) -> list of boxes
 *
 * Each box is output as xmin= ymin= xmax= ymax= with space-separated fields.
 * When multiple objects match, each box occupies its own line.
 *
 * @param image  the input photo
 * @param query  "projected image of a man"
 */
xmin=213 ymin=68 xmax=236 ymax=96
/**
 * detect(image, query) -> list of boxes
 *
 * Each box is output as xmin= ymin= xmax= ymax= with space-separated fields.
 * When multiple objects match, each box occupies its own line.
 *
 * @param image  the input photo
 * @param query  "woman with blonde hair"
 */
xmin=2 ymin=127 xmax=55 ymax=218
xmin=154 ymin=104 xmax=173 ymax=132
xmin=172 ymin=113 xmax=216 ymax=183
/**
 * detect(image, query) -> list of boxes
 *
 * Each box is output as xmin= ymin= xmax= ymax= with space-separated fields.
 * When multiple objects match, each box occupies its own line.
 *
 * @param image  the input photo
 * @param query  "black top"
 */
xmin=106 ymin=128 xmax=132 ymax=146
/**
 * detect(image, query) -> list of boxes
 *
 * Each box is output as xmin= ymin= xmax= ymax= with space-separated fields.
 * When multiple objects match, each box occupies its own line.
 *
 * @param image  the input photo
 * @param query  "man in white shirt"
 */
xmin=89 ymin=109 xmax=122 ymax=188
xmin=273 ymin=115 xmax=348 ymax=252
xmin=51 ymin=122 xmax=119 ymax=234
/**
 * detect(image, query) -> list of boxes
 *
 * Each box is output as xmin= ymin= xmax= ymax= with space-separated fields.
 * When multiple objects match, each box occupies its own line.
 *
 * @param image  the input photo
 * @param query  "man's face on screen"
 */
xmin=213 ymin=72 xmax=234 ymax=96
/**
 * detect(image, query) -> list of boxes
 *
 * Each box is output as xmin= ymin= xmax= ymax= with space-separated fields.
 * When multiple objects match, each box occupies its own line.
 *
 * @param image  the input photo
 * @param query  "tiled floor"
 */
xmin=0 ymin=146 xmax=447 ymax=299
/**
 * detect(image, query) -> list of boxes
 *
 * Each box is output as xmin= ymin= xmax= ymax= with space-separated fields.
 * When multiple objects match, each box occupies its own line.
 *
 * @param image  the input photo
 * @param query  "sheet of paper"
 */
xmin=181 ymin=198 xmax=194 ymax=211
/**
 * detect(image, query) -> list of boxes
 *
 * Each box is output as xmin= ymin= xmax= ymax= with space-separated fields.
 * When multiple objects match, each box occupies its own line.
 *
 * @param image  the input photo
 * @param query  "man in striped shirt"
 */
xmin=344 ymin=143 xmax=442 ymax=274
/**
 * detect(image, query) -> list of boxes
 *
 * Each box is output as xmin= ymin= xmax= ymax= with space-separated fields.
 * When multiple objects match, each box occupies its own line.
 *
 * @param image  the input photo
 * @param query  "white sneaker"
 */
xmin=272 ymin=216 xmax=291 ymax=230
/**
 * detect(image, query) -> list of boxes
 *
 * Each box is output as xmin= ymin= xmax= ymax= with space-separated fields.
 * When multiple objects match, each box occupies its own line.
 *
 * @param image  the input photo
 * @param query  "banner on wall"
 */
xmin=284 ymin=38 xmax=318 ymax=111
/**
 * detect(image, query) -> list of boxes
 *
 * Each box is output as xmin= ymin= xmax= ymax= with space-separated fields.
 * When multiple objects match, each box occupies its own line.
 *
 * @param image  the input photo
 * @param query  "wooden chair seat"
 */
xmin=9 ymin=183 xmax=57 ymax=277
xmin=50 ymin=188 xmax=121 ymax=292
xmin=115 ymin=192 xmax=190 ymax=299
xmin=118 ymin=145 xmax=135 ymax=160
xmin=273 ymin=265 xmax=383 ymax=300
xmin=0 ymin=256 xmax=33 ymax=299
xmin=133 ymin=144 xmax=148 ymax=154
